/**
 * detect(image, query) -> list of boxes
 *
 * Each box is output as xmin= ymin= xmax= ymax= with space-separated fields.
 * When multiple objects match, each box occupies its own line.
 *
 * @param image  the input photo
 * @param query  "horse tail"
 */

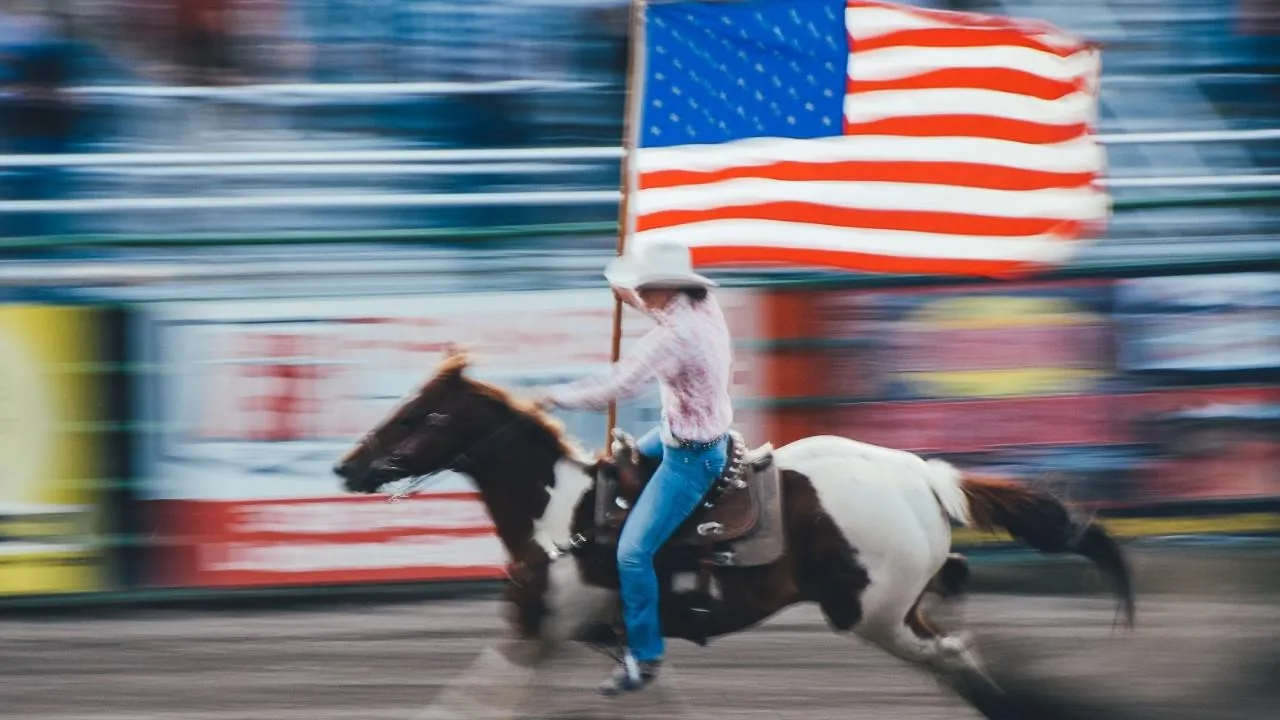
xmin=923 ymin=459 xmax=1135 ymax=628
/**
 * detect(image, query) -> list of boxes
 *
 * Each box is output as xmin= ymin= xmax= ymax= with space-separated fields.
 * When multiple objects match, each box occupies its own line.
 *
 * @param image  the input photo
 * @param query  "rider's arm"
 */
xmin=544 ymin=325 xmax=682 ymax=410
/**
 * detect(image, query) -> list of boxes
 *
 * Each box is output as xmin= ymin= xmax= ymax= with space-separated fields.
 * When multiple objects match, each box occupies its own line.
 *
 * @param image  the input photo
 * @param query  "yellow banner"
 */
xmin=905 ymin=296 xmax=1100 ymax=330
xmin=893 ymin=367 xmax=1107 ymax=398
xmin=0 ymin=305 xmax=108 ymax=595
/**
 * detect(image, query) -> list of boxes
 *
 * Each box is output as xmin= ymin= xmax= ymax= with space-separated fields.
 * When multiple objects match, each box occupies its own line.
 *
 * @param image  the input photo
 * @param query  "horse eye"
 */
xmin=427 ymin=413 xmax=450 ymax=426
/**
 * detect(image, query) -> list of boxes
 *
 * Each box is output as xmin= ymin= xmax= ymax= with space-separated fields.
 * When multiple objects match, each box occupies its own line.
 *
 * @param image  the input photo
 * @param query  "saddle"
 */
xmin=592 ymin=429 xmax=786 ymax=569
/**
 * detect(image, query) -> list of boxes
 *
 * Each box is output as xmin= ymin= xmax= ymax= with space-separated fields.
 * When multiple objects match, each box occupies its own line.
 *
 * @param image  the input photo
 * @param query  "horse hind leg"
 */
xmin=853 ymin=586 xmax=996 ymax=694
xmin=919 ymin=554 xmax=972 ymax=637
xmin=925 ymin=553 xmax=971 ymax=600
xmin=901 ymin=594 xmax=999 ymax=694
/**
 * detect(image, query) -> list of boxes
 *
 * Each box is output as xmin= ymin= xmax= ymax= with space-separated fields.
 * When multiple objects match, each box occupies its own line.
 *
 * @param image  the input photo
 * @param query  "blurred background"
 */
xmin=0 ymin=1 xmax=1277 ymax=718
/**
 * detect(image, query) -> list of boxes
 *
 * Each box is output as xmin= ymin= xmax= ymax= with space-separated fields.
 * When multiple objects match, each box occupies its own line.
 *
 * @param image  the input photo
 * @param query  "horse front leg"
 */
xmin=414 ymin=633 xmax=548 ymax=720
xmin=416 ymin=564 xmax=593 ymax=720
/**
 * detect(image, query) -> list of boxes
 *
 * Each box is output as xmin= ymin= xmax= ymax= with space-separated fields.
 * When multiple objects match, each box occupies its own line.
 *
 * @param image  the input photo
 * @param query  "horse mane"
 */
xmin=437 ymin=351 xmax=590 ymax=465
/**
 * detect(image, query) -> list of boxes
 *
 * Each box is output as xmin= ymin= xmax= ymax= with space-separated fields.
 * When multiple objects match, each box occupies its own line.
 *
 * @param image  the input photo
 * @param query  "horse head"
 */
xmin=333 ymin=344 xmax=478 ymax=494
xmin=334 ymin=345 xmax=587 ymax=573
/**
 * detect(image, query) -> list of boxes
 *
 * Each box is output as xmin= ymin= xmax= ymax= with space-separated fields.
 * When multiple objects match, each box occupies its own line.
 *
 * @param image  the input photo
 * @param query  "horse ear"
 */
xmin=435 ymin=343 xmax=470 ymax=379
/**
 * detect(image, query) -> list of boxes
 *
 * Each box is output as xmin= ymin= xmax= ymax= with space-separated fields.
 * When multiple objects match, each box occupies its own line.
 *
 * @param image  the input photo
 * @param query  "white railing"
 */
xmin=0 ymin=176 xmax=1277 ymax=214
xmin=0 ymin=147 xmax=623 ymax=168
xmin=0 ymin=191 xmax=620 ymax=213
xmin=65 ymin=80 xmax=603 ymax=99
xmin=1 ymin=129 xmax=1275 ymax=215
xmin=2 ymin=129 xmax=1277 ymax=168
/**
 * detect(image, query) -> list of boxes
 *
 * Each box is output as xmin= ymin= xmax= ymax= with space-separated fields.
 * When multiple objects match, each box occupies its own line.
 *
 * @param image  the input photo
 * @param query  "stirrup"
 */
xmin=598 ymin=652 xmax=660 ymax=696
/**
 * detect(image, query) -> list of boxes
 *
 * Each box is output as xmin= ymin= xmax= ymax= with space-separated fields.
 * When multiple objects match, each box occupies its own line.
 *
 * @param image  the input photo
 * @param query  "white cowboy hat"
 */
xmin=603 ymin=239 xmax=718 ymax=290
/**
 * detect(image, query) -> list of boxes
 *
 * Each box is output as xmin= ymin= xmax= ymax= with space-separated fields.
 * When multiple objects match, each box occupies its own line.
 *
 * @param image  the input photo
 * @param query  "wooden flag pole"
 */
xmin=605 ymin=0 xmax=647 ymax=450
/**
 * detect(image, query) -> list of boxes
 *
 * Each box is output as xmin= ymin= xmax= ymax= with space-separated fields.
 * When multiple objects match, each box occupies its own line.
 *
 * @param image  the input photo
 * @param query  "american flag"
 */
xmin=629 ymin=0 xmax=1107 ymax=277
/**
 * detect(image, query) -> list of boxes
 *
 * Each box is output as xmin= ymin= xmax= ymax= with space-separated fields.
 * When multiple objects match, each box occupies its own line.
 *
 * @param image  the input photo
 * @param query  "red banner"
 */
xmin=148 ymin=495 xmax=505 ymax=588
xmin=835 ymin=394 xmax=1121 ymax=453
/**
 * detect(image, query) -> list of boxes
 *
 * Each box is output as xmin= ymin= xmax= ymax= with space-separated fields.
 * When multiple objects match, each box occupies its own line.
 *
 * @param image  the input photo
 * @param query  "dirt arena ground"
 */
xmin=3 ymin=553 xmax=1278 ymax=720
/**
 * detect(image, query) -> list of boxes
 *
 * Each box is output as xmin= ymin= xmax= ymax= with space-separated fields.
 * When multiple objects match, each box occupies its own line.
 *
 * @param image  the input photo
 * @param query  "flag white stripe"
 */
xmin=848 ymin=45 xmax=1097 ymax=84
xmin=634 ymin=220 xmax=1078 ymax=263
xmin=844 ymin=6 xmax=944 ymax=41
xmin=844 ymin=6 xmax=1084 ymax=52
xmin=843 ymin=88 xmax=1095 ymax=126
xmin=637 ymin=178 xmax=1106 ymax=220
xmin=636 ymin=135 xmax=1104 ymax=175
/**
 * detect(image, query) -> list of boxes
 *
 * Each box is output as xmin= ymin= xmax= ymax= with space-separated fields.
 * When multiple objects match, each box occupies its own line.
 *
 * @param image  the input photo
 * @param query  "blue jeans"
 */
xmin=618 ymin=427 xmax=728 ymax=662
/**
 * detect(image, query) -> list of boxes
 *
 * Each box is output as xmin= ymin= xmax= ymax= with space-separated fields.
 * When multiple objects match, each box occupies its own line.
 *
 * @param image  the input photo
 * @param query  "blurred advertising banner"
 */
xmin=136 ymin=289 xmax=763 ymax=588
xmin=849 ymin=281 xmax=1114 ymax=401
xmin=1114 ymin=272 xmax=1280 ymax=374
xmin=812 ymin=280 xmax=1120 ymax=452
xmin=0 ymin=305 xmax=111 ymax=596
xmin=1112 ymin=272 xmax=1280 ymax=504
xmin=1128 ymin=386 xmax=1280 ymax=503
xmin=764 ymin=273 xmax=1280 ymax=513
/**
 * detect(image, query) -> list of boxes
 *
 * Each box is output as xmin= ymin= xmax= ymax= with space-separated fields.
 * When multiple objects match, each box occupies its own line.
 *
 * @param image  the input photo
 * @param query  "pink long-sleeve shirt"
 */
xmin=546 ymin=293 xmax=734 ymax=444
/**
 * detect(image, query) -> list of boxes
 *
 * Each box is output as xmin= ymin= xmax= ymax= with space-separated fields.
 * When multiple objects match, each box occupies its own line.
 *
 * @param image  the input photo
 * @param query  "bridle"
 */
xmin=358 ymin=399 xmax=594 ymax=586
xmin=367 ymin=408 xmax=539 ymax=502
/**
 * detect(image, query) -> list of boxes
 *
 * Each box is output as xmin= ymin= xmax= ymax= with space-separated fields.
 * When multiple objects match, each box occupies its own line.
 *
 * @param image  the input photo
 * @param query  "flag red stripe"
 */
xmin=636 ymin=202 xmax=1081 ymax=237
xmin=842 ymin=116 xmax=1089 ymax=144
xmin=640 ymin=161 xmax=1093 ymax=193
xmin=846 ymin=67 xmax=1083 ymax=101
xmin=852 ymin=28 xmax=1079 ymax=57
xmin=689 ymin=244 xmax=1043 ymax=279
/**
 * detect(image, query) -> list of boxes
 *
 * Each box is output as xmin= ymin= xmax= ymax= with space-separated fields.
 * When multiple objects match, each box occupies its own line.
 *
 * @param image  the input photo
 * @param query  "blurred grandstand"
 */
xmin=0 ymin=0 xmax=1275 ymax=257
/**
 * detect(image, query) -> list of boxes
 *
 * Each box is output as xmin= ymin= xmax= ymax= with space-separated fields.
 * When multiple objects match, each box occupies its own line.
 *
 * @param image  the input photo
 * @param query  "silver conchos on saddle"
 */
xmin=697 ymin=430 xmax=749 ymax=518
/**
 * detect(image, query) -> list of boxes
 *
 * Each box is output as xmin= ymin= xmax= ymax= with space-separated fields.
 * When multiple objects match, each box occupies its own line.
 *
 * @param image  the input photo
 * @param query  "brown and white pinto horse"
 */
xmin=335 ymin=350 xmax=1135 ymax=707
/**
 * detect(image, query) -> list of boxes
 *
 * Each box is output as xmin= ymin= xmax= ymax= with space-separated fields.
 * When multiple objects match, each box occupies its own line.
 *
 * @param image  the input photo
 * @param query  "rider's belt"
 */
xmin=671 ymin=433 xmax=727 ymax=451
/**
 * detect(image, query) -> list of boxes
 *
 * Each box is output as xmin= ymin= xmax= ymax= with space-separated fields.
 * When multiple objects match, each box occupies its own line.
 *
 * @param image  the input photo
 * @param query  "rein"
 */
xmin=370 ymin=405 xmax=594 ymax=586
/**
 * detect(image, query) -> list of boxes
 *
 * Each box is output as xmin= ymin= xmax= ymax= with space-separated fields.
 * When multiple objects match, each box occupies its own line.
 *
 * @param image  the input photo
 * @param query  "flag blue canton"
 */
xmin=639 ymin=0 xmax=849 ymax=149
